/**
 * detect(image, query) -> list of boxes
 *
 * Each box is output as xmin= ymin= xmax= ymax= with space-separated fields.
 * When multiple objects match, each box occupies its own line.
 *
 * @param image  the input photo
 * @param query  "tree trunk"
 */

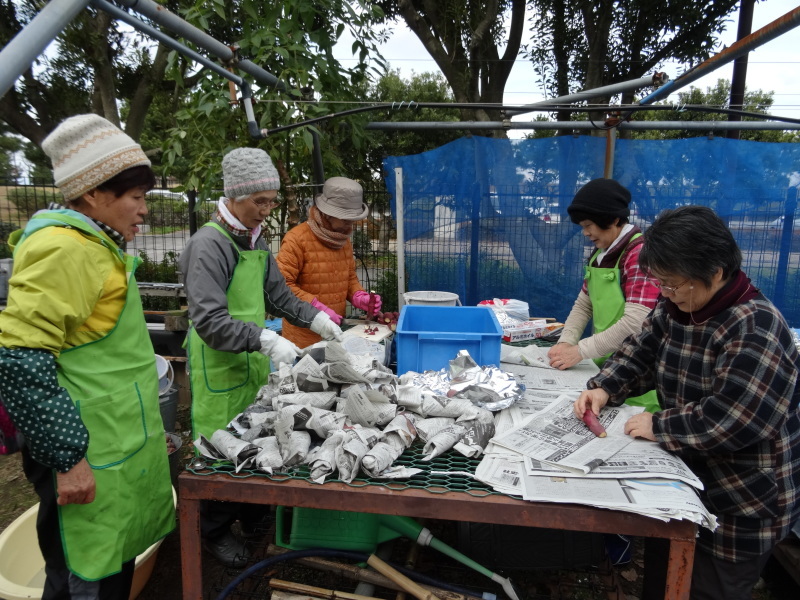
xmin=276 ymin=158 xmax=300 ymax=229
xmin=87 ymin=12 xmax=120 ymax=126
xmin=126 ymin=43 xmax=171 ymax=141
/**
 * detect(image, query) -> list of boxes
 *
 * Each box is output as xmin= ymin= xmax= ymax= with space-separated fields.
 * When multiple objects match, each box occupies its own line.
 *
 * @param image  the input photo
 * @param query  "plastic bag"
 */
xmin=477 ymin=298 xmax=530 ymax=322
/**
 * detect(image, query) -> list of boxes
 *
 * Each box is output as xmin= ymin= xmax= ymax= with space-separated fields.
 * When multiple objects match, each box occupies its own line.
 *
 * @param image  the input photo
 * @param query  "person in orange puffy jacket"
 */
xmin=276 ymin=177 xmax=382 ymax=348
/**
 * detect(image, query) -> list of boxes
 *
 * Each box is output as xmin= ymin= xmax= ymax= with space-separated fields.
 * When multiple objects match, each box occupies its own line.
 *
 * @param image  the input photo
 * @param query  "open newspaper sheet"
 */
xmin=524 ymin=438 xmax=704 ymax=489
xmin=501 ymin=359 xmax=600 ymax=392
xmin=490 ymin=394 xmax=642 ymax=474
xmin=476 ymin=455 xmax=717 ymax=529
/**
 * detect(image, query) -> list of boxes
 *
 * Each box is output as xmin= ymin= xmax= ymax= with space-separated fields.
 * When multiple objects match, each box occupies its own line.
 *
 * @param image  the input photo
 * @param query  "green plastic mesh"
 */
xmin=185 ymin=441 xmax=499 ymax=497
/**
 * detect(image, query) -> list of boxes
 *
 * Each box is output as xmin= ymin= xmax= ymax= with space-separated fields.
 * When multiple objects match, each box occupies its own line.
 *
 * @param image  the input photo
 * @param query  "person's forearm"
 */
xmin=579 ymin=302 xmax=652 ymax=359
xmin=559 ymin=291 xmax=592 ymax=346
xmin=0 ymin=347 xmax=88 ymax=471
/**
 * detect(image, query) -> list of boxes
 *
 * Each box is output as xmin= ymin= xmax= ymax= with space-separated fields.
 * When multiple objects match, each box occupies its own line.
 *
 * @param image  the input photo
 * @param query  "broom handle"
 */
xmin=366 ymin=555 xmax=437 ymax=600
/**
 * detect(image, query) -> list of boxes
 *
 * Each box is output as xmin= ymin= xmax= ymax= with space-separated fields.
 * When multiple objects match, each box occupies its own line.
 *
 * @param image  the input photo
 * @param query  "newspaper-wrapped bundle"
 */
xmin=208 ymin=430 xmax=260 ymax=472
xmin=273 ymin=391 xmax=338 ymax=411
xmin=338 ymin=387 xmax=400 ymax=427
xmin=252 ymin=436 xmax=283 ymax=473
xmin=335 ymin=425 xmax=382 ymax=483
xmin=397 ymin=385 xmax=480 ymax=419
xmin=318 ymin=342 xmax=370 ymax=384
xmin=453 ymin=408 xmax=496 ymax=458
xmin=233 ymin=408 xmax=280 ymax=442
xmin=415 ymin=417 xmax=455 ymax=442
xmin=292 ymin=354 xmax=331 ymax=392
xmin=276 ymin=404 xmax=346 ymax=438
xmin=361 ymin=413 xmax=419 ymax=477
xmin=232 ymin=403 xmax=274 ymax=429
xmin=422 ymin=423 xmax=468 ymax=460
xmin=308 ymin=430 xmax=347 ymax=483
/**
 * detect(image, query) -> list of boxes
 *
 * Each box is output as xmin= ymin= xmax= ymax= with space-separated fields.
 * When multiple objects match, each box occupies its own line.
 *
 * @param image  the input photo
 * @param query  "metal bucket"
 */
xmin=403 ymin=291 xmax=461 ymax=306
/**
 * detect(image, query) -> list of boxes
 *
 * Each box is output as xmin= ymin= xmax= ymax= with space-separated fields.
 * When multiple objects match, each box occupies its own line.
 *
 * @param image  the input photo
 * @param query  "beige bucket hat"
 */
xmin=315 ymin=177 xmax=369 ymax=221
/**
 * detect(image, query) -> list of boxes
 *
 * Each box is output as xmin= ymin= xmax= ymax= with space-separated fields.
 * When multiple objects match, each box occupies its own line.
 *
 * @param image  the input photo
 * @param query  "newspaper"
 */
xmin=475 ymin=454 xmax=716 ymax=529
xmin=501 ymin=344 xmax=599 ymax=372
xmin=489 ymin=394 xmax=641 ymax=474
xmin=474 ymin=455 xmax=525 ymax=496
xmin=338 ymin=387 xmax=399 ymax=427
xmin=252 ymin=436 xmax=284 ymax=473
xmin=524 ymin=438 xmax=705 ymax=489
xmin=501 ymin=360 xmax=599 ymax=391
xmin=521 ymin=472 xmax=717 ymax=529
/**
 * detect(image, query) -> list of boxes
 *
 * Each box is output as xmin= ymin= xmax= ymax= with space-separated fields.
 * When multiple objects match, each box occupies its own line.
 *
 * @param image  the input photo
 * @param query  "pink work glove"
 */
xmin=352 ymin=290 xmax=382 ymax=316
xmin=311 ymin=298 xmax=343 ymax=325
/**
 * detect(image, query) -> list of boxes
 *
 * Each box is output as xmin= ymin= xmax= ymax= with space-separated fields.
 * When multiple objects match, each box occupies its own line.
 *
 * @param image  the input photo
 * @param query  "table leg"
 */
xmin=664 ymin=537 xmax=695 ymax=600
xmin=180 ymin=494 xmax=203 ymax=600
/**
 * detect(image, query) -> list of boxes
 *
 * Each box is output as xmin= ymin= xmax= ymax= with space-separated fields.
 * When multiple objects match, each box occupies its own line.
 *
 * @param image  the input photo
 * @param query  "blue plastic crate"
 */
xmin=395 ymin=305 xmax=502 ymax=374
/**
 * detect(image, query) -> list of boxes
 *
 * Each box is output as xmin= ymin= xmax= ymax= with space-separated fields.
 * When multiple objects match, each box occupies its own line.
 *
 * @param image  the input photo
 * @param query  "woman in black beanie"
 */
xmin=547 ymin=178 xmax=660 ymax=412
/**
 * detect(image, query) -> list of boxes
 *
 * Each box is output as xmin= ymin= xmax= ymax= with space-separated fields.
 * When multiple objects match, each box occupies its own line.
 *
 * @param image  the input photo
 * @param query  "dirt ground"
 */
xmin=2 ymin=401 xmax=800 ymax=599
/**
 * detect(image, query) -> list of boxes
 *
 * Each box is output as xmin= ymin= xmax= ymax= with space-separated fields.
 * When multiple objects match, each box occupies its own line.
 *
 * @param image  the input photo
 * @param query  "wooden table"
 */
xmin=179 ymin=471 xmax=696 ymax=600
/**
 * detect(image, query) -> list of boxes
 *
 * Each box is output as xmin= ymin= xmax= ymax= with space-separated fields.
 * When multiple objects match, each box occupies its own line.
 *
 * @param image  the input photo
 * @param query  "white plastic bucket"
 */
xmin=154 ymin=355 xmax=174 ymax=397
xmin=403 ymin=291 xmax=462 ymax=306
xmin=0 ymin=488 xmax=177 ymax=600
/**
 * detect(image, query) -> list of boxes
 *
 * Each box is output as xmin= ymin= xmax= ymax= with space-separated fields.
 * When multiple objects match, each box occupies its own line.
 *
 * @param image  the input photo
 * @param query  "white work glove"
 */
xmin=259 ymin=329 xmax=301 ymax=367
xmin=311 ymin=311 xmax=344 ymax=342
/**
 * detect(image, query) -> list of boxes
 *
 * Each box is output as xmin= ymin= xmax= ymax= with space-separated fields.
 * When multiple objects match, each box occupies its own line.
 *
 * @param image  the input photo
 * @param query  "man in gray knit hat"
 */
xmin=179 ymin=147 xmax=342 ymax=567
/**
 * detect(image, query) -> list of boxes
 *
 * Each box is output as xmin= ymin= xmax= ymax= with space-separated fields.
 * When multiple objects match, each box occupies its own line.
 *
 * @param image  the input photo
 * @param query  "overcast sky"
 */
xmin=335 ymin=0 xmax=800 ymax=131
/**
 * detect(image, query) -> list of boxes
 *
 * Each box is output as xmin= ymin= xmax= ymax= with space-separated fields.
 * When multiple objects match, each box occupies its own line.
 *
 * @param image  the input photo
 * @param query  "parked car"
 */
xmin=768 ymin=215 xmax=800 ymax=230
xmin=146 ymin=189 xmax=188 ymax=203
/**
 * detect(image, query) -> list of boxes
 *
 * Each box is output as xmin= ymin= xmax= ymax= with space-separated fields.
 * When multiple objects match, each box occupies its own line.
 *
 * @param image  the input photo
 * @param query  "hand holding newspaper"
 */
xmin=490 ymin=394 xmax=641 ymax=474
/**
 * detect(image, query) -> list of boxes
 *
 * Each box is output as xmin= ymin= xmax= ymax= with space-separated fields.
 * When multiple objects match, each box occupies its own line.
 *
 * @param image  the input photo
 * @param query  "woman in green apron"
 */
xmin=179 ymin=147 xmax=342 ymax=568
xmin=0 ymin=115 xmax=174 ymax=599
xmin=547 ymin=178 xmax=661 ymax=413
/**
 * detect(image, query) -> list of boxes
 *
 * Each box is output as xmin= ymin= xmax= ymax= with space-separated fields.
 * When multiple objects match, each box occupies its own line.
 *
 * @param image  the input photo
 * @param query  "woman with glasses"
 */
xmin=276 ymin=176 xmax=382 ymax=348
xmin=179 ymin=147 xmax=343 ymax=567
xmin=575 ymin=205 xmax=800 ymax=600
xmin=547 ymin=178 xmax=660 ymax=412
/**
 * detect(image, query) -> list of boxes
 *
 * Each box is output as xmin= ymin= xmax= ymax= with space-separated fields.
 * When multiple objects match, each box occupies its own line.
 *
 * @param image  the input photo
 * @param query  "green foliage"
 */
xmin=351 ymin=227 xmax=372 ymax=256
xmin=0 ymin=222 xmax=17 ymax=259
xmin=7 ymin=187 xmax=62 ymax=218
xmin=629 ymin=80 xmax=797 ymax=142
xmin=374 ymin=261 xmax=399 ymax=312
xmin=136 ymin=251 xmax=181 ymax=283
xmin=527 ymin=0 xmax=740 ymax=101
xmin=333 ymin=69 xmax=462 ymax=180
xmin=161 ymin=0 xmax=389 ymax=198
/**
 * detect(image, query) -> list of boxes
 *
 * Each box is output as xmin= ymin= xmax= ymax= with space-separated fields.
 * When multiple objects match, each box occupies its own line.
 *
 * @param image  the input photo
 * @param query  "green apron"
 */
xmin=585 ymin=234 xmax=660 ymax=412
xmin=17 ymin=213 xmax=175 ymax=581
xmin=188 ymin=223 xmax=271 ymax=442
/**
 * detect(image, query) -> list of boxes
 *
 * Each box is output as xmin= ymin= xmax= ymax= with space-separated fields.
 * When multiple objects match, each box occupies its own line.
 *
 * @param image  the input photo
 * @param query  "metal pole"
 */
xmin=638 ymin=5 xmax=800 ymax=106
xmin=506 ymin=74 xmax=669 ymax=116
xmin=603 ymin=128 xmax=617 ymax=178
xmin=93 ymin=0 xmax=244 ymax=87
xmin=310 ymin=130 xmax=325 ymax=193
xmin=727 ymin=0 xmax=756 ymax=140
xmin=0 ymin=0 xmax=92 ymax=99
xmin=394 ymin=167 xmax=407 ymax=309
xmin=115 ymin=0 xmax=289 ymax=93
xmin=365 ymin=120 xmax=800 ymax=131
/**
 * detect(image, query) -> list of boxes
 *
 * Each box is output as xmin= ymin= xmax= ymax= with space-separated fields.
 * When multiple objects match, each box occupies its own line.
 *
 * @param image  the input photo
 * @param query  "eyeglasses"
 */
xmin=650 ymin=278 xmax=691 ymax=295
xmin=249 ymin=197 xmax=278 ymax=210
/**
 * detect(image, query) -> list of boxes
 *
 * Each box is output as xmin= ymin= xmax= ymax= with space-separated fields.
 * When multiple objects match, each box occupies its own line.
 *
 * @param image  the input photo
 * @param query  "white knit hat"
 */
xmin=315 ymin=177 xmax=368 ymax=221
xmin=222 ymin=148 xmax=280 ymax=198
xmin=41 ymin=114 xmax=150 ymax=201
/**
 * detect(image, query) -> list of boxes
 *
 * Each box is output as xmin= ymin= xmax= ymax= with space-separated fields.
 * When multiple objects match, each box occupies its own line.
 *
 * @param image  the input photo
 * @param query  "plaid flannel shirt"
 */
xmin=591 ymin=294 xmax=800 ymax=562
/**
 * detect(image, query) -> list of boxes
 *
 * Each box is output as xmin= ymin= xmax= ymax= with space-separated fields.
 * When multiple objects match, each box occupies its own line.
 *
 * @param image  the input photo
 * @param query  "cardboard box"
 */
xmin=502 ymin=320 xmax=562 ymax=343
